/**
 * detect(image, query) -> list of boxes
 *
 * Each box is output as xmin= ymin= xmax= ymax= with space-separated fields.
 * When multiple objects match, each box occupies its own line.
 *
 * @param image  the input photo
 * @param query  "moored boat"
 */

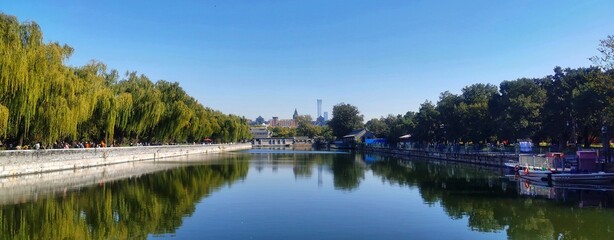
xmin=518 ymin=168 xmax=551 ymax=181
xmin=516 ymin=150 xmax=614 ymax=185
xmin=516 ymin=153 xmax=566 ymax=182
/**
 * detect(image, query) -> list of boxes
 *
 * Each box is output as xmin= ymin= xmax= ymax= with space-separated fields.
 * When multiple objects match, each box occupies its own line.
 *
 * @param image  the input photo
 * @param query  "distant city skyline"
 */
xmin=3 ymin=1 xmax=614 ymax=121
xmin=248 ymin=99 xmax=330 ymax=120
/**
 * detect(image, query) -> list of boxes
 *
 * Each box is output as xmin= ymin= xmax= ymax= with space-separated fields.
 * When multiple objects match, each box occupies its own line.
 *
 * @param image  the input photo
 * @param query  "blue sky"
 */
xmin=2 ymin=0 xmax=613 ymax=121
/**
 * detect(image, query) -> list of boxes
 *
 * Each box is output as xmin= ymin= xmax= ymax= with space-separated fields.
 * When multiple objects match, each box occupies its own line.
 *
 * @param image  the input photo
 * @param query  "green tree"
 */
xmin=365 ymin=118 xmax=389 ymax=138
xmin=328 ymin=103 xmax=364 ymax=139
xmin=457 ymin=83 xmax=498 ymax=143
xmin=413 ymin=101 xmax=440 ymax=143
xmin=570 ymin=68 xmax=612 ymax=147
xmin=318 ymin=125 xmax=335 ymax=141
xmin=116 ymin=72 xmax=165 ymax=143
xmin=152 ymin=80 xmax=196 ymax=142
xmin=268 ymin=126 xmax=296 ymax=138
xmin=436 ymin=91 xmax=463 ymax=142
xmin=388 ymin=112 xmax=416 ymax=143
xmin=590 ymin=35 xmax=614 ymax=70
xmin=295 ymin=115 xmax=320 ymax=138
xmin=366 ymin=113 xmax=415 ymax=143
xmin=0 ymin=104 xmax=7 ymax=138
xmin=541 ymin=67 xmax=608 ymax=148
xmin=495 ymin=78 xmax=546 ymax=141
xmin=541 ymin=67 xmax=575 ymax=147
xmin=0 ymin=13 xmax=251 ymax=147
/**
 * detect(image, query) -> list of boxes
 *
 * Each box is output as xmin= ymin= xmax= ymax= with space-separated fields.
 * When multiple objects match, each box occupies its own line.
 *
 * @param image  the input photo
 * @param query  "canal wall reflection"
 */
xmin=0 ymin=154 xmax=249 ymax=239
xmin=0 ymin=153 xmax=243 ymax=205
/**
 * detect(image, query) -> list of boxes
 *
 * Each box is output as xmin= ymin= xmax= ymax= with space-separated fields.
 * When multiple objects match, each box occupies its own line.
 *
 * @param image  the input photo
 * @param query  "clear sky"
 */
xmin=2 ymin=0 xmax=613 ymax=121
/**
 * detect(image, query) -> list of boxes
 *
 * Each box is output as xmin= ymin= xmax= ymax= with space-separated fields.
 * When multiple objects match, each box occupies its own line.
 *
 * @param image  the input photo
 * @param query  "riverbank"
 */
xmin=362 ymin=146 xmax=518 ymax=167
xmin=0 ymin=143 xmax=251 ymax=177
xmin=0 ymin=152 xmax=244 ymax=205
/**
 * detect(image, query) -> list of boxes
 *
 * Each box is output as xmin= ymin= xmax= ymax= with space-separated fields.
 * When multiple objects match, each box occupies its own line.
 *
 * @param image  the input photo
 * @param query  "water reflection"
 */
xmin=1 ymin=150 xmax=614 ymax=239
xmin=0 ymin=154 xmax=249 ymax=239
xmin=517 ymin=178 xmax=614 ymax=208
xmin=364 ymin=154 xmax=614 ymax=239
xmin=248 ymin=148 xmax=366 ymax=191
xmin=251 ymin=150 xmax=614 ymax=239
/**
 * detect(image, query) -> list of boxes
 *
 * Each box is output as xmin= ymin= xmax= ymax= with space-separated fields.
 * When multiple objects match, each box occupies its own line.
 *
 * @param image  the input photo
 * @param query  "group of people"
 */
xmin=51 ymin=141 xmax=107 ymax=149
xmin=0 ymin=140 xmax=109 ymax=150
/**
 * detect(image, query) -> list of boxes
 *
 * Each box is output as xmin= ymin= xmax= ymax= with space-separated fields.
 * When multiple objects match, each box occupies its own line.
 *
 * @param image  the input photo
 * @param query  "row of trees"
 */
xmin=364 ymin=66 xmax=613 ymax=148
xmin=0 ymin=13 xmax=251 ymax=148
xmin=328 ymin=37 xmax=614 ymax=148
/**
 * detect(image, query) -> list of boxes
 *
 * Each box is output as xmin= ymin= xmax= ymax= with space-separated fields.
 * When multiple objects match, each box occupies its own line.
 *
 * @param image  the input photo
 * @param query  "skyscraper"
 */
xmin=323 ymin=112 xmax=328 ymax=121
xmin=317 ymin=99 xmax=322 ymax=117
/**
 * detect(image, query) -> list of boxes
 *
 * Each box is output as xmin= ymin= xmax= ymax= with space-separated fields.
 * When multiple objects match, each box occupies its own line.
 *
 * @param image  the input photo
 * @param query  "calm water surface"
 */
xmin=1 ymin=149 xmax=614 ymax=239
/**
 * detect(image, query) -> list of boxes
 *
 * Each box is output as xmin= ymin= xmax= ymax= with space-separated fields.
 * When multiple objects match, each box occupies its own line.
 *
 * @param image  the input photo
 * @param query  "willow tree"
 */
xmin=32 ymin=44 xmax=117 ymax=145
xmin=187 ymin=105 xmax=213 ymax=142
xmin=0 ymin=15 xmax=46 ymax=144
xmin=0 ymin=104 xmax=7 ymax=137
xmin=116 ymin=72 xmax=165 ymax=143
xmin=0 ymin=14 xmax=101 ymax=145
xmin=0 ymin=13 xmax=251 ymax=146
xmin=153 ymin=80 xmax=195 ymax=142
xmin=74 ymin=61 xmax=133 ymax=145
xmin=207 ymin=111 xmax=251 ymax=143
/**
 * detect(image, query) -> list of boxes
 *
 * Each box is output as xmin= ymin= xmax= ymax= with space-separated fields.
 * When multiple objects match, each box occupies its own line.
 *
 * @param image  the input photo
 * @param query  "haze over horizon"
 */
xmin=3 ymin=0 xmax=614 ymax=121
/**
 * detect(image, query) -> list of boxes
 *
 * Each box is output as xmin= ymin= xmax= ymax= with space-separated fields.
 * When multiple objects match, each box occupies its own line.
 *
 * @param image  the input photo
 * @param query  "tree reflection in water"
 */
xmin=2 ymin=151 xmax=614 ymax=239
xmin=365 ymin=154 xmax=614 ymax=239
xmin=0 ymin=155 xmax=249 ymax=239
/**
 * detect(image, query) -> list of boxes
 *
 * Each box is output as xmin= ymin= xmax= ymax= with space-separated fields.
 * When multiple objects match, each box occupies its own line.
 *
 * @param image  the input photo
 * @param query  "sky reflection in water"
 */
xmin=1 ymin=150 xmax=614 ymax=239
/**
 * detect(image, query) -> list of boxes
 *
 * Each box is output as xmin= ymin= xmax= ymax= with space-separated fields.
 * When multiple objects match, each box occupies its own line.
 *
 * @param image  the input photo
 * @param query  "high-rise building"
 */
xmin=317 ymin=99 xmax=322 ymax=117
xmin=323 ymin=112 xmax=328 ymax=121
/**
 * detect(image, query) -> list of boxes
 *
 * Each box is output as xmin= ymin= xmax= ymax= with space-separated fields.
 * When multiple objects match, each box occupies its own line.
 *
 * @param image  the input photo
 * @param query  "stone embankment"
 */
xmin=363 ymin=147 xmax=518 ymax=167
xmin=0 ymin=143 xmax=251 ymax=177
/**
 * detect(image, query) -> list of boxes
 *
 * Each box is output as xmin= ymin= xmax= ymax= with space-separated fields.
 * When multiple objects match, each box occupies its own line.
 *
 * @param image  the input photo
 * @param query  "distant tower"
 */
xmin=317 ymin=99 xmax=322 ymax=117
xmin=323 ymin=112 xmax=328 ymax=121
xmin=256 ymin=116 xmax=265 ymax=125
xmin=293 ymin=108 xmax=299 ymax=119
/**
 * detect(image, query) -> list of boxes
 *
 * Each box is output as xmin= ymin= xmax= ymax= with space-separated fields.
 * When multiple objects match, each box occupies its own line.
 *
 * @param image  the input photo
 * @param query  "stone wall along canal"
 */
xmin=0 ymin=143 xmax=251 ymax=177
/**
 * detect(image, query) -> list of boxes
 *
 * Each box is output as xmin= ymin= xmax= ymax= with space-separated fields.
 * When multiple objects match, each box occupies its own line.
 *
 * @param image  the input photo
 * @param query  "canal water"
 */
xmin=1 ymin=149 xmax=614 ymax=239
